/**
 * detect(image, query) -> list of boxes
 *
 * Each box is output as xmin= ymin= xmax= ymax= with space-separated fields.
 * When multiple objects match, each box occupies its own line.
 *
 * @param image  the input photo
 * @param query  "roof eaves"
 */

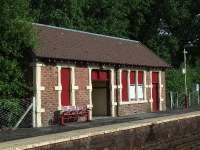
xmin=35 ymin=56 xmax=171 ymax=69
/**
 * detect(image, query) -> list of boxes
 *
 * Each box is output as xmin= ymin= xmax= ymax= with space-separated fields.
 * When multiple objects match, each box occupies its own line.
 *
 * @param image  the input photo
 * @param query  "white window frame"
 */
xmin=120 ymin=69 xmax=147 ymax=105
xmin=137 ymin=70 xmax=145 ymax=101
xmin=129 ymin=70 xmax=136 ymax=101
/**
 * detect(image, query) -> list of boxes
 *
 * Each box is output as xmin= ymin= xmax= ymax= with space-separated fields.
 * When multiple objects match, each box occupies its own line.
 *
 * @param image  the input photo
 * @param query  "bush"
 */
xmin=0 ymin=99 xmax=23 ymax=128
xmin=166 ymin=66 xmax=200 ymax=94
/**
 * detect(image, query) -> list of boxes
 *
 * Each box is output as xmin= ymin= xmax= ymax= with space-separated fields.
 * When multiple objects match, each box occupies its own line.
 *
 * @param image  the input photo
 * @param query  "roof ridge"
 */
xmin=32 ymin=23 xmax=139 ymax=43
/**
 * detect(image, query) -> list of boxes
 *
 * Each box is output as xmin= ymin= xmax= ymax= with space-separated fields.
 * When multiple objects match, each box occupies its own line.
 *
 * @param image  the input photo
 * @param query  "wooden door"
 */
xmin=152 ymin=72 xmax=159 ymax=112
xmin=152 ymin=83 xmax=159 ymax=112
xmin=61 ymin=68 xmax=70 ymax=106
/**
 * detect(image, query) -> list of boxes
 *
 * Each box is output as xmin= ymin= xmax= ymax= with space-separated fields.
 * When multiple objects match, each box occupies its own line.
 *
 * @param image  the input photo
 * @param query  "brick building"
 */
xmin=31 ymin=23 xmax=170 ymax=127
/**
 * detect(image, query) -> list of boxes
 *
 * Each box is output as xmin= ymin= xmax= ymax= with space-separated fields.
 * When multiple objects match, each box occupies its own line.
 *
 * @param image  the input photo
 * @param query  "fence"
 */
xmin=0 ymin=91 xmax=199 ymax=130
xmin=0 ymin=98 xmax=33 ymax=130
xmin=167 ymin=91 xmax=200 ymax=110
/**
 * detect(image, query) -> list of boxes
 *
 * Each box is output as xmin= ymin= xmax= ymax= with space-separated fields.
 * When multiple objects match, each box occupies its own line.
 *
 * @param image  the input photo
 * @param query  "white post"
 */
xmin=110 ymin=69 xmax=115 ymax=117
xmin=32 ymin=97 xmax=36 ymax=127
xmin=34 ymin=63 xmax=45 ymax=127
xmin=135 ymin=70 xmax=138 ymax=100
xmin=87 ymin=68 xmax=93 ymax=120
xmin=56 ymin=66 xmax=62 ymax=110
xmin=118 ymin=69 xmax=122 ymax=103
xmin=143 ymin=71 xmax=147 ymax=100
xmin=71 ymin=67 xmax=76 ymax=106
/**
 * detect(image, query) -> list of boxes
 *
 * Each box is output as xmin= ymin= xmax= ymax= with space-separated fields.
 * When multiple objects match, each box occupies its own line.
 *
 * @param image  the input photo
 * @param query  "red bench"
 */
xmin=59 ymin=106 xmax=89 ymax=126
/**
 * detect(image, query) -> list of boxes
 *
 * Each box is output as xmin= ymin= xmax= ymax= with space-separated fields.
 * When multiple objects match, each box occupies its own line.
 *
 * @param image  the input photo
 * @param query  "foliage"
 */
xmin=0 ymin=0 xmax=35 ymax=127
xmin=30 ymin=0 xmax=200 ymax=66
xmin=0 ymin=0 xmax=199 ymax=127
xmin=0 ymin=0 xmax=35 ymax=99
xmin=0 ymin=99 xmax=23 ymax=128
xmin=166 ymin=66 xmax=200 ymax=94
xmin=30 ymin=0 xmax=200 ymax=93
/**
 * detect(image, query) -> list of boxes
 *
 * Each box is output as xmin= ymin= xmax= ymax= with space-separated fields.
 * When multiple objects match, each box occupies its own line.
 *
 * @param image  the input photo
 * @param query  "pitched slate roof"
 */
xmin=32 ymin=23 xmax=170 ymax=68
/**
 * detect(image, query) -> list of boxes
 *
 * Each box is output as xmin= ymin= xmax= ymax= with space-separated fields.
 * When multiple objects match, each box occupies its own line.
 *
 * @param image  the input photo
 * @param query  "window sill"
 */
xmin=119 ymin=100 xmax=148 ymax=105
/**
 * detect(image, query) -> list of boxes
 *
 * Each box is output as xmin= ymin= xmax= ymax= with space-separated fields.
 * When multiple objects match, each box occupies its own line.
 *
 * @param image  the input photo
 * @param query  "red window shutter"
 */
xmin=61 ymin=68 xmax=70 ymax=106
xmin=122 ymin=70 xmax=128 ymax=101
xmin=138 ymin=71 xmax=143 ymax=84
xmin=99 ymin=71 xmax=109 ymax=81
xmin=130 ymin=71 xmax=135 ymax=84
xmin=92 ymin=70 xmax=98 ymax=80
xmin=152 ymin=72 xmax=158 ymax=83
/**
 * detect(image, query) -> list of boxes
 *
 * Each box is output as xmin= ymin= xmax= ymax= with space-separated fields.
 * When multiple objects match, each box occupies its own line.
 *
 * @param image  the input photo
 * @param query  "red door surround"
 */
xmin=92 ymin=70 xmax=109 ymax=81
xmin=61 ymin=68 xmax=70 ymax=106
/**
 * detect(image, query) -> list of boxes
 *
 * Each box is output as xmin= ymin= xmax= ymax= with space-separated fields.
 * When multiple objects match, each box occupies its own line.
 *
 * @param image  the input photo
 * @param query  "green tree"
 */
xmin=30 ymin=0 xmax=200 ymax=101
xmin=0 ymin=0 xmax=35 ymax=127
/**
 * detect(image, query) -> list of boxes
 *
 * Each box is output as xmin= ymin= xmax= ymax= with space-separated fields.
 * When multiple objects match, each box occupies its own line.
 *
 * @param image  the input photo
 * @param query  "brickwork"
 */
xmin=41 ymin=64 xmax=58 ymax=126
xmin=27 ymin=115 xmax=200 ymax=150
xmin=117 ymin=103 xmax=148 ymax=116
xmin=75 ymin=67 xmax=89 ymax=107
xmin=38 ymin=63 xmax=167 ymax=126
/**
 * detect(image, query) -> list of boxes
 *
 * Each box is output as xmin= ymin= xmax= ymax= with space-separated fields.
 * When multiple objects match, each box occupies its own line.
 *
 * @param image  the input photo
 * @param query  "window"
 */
xmin=121 ymin=70 xmax=145 ymax=103
xmin=122 ymin=71 xmax=128 ymax=101
xmin=137 ymin=71 xmax=144 ymax=100
xmin=129 ymin=71 xmax=136 ymax=100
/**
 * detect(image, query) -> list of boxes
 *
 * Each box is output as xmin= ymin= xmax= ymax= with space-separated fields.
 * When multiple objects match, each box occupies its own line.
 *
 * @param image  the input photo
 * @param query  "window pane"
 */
xmin=152 ymin=72 xmax=159 ymax=83
xmin=129 ymin=85 xmax=136 ymax=99
xmin=138 ymin=85 xmax=144 ymax=99
xmin=130 ymin=71 xmax=135 ymax=84
xmin=138 ymin=71 xmax=143 ymax=84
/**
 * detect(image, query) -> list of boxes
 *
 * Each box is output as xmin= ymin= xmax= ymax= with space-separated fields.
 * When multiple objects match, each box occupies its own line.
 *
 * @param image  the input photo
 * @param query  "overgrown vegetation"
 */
xmin=0 ymin=0 xmax=35 ymax=127
xmin=30 ymin=0 xmax=200 ymax=93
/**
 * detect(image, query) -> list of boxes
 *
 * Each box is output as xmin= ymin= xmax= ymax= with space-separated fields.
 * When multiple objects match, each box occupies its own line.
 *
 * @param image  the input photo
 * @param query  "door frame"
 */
xmin=61 ymin=68 xmax=71 ymax=106
xmin=91 ymin=69 xmax=112 ymax=117
xmin=55 ymin=65 xmax=78 ymax=111
xmin=92 ymin=80 xmax=111 ymax=116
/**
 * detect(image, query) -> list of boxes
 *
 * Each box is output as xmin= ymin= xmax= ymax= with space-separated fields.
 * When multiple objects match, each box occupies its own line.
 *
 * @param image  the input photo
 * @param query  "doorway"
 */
xmin=91 ymin=70 xmax=110 ymax=116
xmin=61 ymin=68 xmax=70 ymax=106
xmin=152 ymin=72 xmax=159 ymax=112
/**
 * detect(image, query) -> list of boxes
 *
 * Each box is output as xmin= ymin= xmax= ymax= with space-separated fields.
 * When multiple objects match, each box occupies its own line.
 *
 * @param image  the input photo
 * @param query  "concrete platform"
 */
xmin=0 ymin=110 xmax=200 ymax=150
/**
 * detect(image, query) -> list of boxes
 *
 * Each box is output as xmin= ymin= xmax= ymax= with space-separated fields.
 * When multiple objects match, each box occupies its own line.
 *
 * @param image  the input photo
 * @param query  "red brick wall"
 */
xmin=117 ymin=103 xmax=148 ymax=116
xmin=75 ymin=67 xmax=89 ymax=107
xmin=41 ymin=65 xmax=58 ymax=126
xmin=39 ymin=63 xmax=166 ymax=126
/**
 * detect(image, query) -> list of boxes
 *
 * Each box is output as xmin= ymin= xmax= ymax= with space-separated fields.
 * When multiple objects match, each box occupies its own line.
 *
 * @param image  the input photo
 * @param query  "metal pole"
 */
xmin=170 ymin=91 xmax=173 ymax=109
xmin=184 ymin=48 xmax=188 ymax=96
xmin=183 ymin=48 xmax=189 ymax=109
xmin=14 ymin=103 xmax=33 ymax=130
